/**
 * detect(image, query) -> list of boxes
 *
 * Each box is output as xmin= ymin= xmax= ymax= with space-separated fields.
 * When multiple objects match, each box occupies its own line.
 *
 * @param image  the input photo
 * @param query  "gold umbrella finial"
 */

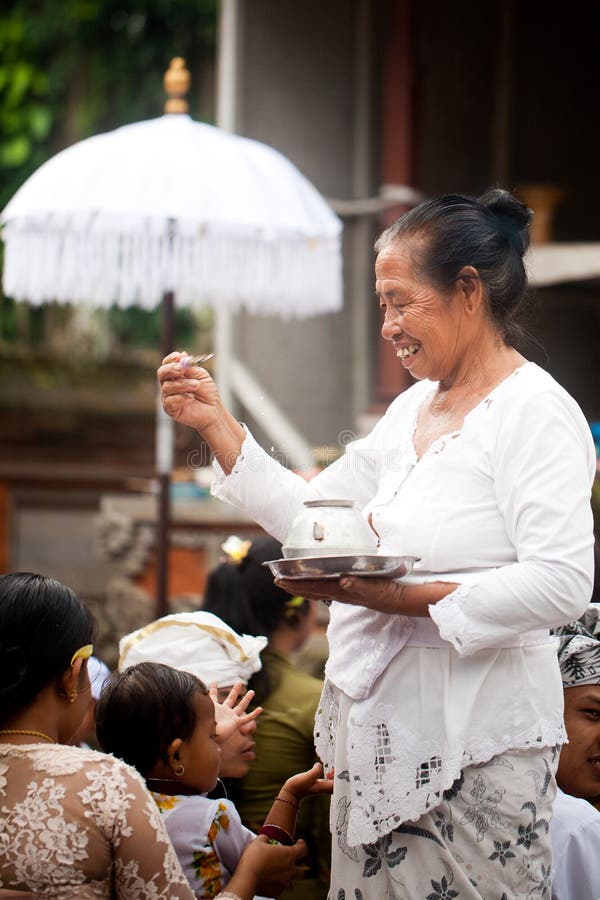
xmin=163 ymin=57 xmax=190 ymax=114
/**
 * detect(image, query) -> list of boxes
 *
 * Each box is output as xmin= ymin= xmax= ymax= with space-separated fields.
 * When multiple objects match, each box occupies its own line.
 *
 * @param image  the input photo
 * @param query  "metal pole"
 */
xmin=491 ymin=0 xmax=514 ymax=185
xmin=214 ymin=0 xmax=240 ymax=410
xmin=155 ymin=289 xmax=175 ymax=618
xmin=351 ymin=0 xmax=374 ymax=423
xmin=154 ymin=68 xmax=191 ymax=619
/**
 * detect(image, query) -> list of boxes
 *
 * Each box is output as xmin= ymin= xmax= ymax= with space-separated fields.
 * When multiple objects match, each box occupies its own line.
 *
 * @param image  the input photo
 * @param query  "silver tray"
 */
xmin=263 ymin=555 xmax=417 ymax=581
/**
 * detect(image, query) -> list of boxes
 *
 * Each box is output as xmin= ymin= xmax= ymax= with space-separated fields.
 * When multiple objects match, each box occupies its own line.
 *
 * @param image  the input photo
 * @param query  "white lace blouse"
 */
xmin=212 ymin=362 xmax=597 ymax=844
xmin=0 ymin=743 xmax=195 ymax=898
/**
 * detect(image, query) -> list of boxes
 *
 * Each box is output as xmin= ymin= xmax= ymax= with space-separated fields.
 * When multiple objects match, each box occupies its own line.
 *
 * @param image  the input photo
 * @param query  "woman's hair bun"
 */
xmin=479 ymin=187 xmax=532 ymax=255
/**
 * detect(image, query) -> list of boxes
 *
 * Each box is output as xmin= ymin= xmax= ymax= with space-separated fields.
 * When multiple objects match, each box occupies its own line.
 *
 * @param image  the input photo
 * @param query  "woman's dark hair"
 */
xmin=375 ymin=187 xmax=533 ymax=347
xmin=95 ymin=661 xmax=207 ymax=776
xmin=203 ymin=536 xmax=310 ymax=639
xmin=202 ymin=535 xmax=311 ymax=704
xmin=0 ymin=572 xmax=96 ymax=724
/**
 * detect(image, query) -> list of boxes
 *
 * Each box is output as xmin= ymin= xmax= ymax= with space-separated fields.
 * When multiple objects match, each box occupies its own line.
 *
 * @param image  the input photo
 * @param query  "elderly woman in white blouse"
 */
xmin=158 ymin=188 xmax=596 ymax=899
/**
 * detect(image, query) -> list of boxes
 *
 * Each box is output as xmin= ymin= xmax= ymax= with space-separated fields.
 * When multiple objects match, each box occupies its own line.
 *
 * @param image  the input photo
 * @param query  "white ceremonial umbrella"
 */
xmin=0 ymin=57 xmax=343 ymax=616
xmin=1 ymin=111 xmax=342 ymax=317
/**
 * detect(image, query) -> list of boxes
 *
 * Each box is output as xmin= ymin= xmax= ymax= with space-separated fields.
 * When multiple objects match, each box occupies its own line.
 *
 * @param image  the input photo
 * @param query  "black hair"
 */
xmin=203 ymin=535 xmax=311 ymax=639
xmin=202 ymin=535 xmax=312 ymax=704
xmin=375 ymin=187 xmax=534 ymax=347
xmin=0 ymin=572 xmax=96 ymax=724
xmin=95 ymin=661 xmax=208 ymax=776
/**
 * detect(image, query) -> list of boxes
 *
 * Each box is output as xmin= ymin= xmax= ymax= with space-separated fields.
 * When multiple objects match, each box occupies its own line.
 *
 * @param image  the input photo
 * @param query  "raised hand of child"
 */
xmin=257 ymin=763 xmax=333 ymax=855
xmin=209 ymin=681 xmax=263 ymax=743
xmin=279 ymin=762 xmax=334 ymax=804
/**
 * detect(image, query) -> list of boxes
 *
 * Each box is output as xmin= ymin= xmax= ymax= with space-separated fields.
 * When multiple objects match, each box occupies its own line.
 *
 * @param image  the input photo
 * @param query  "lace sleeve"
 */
xmin=108 ymin=764 xmax=195 ymax=899
xmin=210 ymin=418 xmax=400 ymax=542
xmin=211 ymin=428 xmax=312 ymax=541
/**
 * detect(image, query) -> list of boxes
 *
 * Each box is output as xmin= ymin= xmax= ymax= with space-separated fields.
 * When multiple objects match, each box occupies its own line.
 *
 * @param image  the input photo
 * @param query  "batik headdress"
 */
xmin=553 ymin=604 xmax=600 ymax=688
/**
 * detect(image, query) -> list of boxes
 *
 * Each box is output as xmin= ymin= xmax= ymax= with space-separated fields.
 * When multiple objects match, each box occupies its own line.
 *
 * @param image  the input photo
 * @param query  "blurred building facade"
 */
xmin=228 ymin=0 xmax=599 ymax=448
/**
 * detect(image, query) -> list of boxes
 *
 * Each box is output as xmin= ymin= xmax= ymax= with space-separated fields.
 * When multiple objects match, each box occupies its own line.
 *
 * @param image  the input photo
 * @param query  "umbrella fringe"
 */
xmin=1 ymin=224 xmax=343 ymax=319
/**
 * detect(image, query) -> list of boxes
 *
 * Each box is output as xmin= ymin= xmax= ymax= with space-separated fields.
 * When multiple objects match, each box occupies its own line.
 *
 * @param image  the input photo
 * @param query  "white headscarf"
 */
xmin=88 ymin=656 xmax=111 ymax=701
xmin=118 ymin=611 xmax=267 ymax=687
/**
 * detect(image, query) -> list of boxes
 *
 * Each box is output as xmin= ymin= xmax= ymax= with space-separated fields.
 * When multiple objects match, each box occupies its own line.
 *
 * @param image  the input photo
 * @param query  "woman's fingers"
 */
xmin=158 ymin=359 xmax=211 ymax=389
xmin=274 ymin=577 xmax=336 ymax=600
xmin=157 ymin=354 xmax=189 ymax=382
xmin=161 ymin=351 xmax=187 ymax=365
xmin=160 ymin=375 xmax=203 ymax=397
xmin=275 ymin=575 xmax=406 ymax=613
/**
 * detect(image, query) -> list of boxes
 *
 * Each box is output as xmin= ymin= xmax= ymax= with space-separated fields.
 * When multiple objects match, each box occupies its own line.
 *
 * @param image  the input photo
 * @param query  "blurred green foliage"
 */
xmin=0 ymin=293 xmax=210 ymax=353
xmin=0 ymin=0 xmax=217 ymax=355
xmin=0 ymin=0 xmax=217 ymax=209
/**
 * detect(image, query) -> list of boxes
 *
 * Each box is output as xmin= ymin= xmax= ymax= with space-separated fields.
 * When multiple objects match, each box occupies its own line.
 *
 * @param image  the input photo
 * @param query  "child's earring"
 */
xmin=69 ymin=690 xmax=77 ymax=704
xmin=174 ymin=763 xmax=185 ymax=777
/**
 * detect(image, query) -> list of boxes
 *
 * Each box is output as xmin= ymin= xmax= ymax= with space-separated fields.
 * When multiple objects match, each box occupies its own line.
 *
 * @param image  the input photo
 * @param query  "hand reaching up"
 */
xmin=279 ymin=762 xmax=334 ymax=803
xmin=157 ymin=352 xmax=246 ymax=475
xmin=209 ymin=681 xmax=262 ymax=743
xmin=158 ymin=352 xmax=222 ymax=433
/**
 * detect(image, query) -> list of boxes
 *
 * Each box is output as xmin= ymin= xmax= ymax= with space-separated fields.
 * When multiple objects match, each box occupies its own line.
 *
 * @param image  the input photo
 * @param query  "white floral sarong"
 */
xmin=325 ymin=685 xmax=558 ymax=900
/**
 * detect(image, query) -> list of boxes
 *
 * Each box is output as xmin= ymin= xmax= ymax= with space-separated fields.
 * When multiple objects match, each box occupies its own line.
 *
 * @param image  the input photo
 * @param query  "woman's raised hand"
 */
xmin=157 ymin=352 xmax=246 ymax=475
xmin=157 ymin=352 xmax=222 ymax=433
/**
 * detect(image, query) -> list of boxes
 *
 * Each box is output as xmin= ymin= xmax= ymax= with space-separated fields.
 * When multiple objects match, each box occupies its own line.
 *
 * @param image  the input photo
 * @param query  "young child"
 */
xmin=96 ymin=661 xmax=332 ymax=900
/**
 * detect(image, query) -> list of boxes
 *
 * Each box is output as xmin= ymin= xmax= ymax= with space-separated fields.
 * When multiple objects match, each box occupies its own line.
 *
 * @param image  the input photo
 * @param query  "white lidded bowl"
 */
xmin=282 ymin=499 xmax=378 ymax=559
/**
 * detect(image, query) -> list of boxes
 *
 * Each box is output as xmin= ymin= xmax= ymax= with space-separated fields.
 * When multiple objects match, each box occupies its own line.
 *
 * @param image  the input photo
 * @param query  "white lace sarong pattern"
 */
xmin=315 ymin=642 xmax=567 ymax=847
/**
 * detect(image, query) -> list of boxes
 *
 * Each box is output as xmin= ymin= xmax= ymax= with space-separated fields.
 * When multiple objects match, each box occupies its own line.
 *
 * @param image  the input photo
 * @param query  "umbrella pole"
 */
xmin=155 ymin=289 xmax=175 ymax=618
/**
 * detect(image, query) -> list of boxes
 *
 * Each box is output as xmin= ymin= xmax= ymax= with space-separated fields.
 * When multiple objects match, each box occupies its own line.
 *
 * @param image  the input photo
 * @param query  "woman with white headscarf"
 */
xmin=119 ymin=610 xmax=267 ymax=779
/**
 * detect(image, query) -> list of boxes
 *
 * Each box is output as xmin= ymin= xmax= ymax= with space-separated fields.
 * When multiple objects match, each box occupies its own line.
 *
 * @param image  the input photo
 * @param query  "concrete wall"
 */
xmin=231 ymin=0 xmax=378 ymax=448
xmin=415 ymin=0 xmax=600 ymax=242
xmin=414 ymin=0 xmax=600 ymax=417
xmin=228 ymin=0 xmax=600 ymax=447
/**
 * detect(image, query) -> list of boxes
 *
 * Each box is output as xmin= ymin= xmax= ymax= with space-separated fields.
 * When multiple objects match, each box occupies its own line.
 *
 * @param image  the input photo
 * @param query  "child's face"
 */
xmin=178 ymin=691 xmax=222 ymax=793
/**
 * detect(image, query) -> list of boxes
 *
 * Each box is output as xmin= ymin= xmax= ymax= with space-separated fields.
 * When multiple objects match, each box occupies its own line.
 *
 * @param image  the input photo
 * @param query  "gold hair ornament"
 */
xmin=70 ymin=644 xmax=93 ymax=667
xmin=284 ymin=595 xmax=306 ymax=619
xmin=221 ymin=536 xmax=252 ymax=565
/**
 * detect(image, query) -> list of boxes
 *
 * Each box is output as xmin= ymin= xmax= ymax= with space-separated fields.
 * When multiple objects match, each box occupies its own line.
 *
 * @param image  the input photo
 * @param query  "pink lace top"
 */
xmin=0 ymin=742 xmax=195 ymax=899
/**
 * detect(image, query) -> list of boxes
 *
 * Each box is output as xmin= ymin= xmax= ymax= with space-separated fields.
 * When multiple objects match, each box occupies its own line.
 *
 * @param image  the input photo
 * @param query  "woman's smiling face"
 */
xmin=375 ymin=241 xmax=468 ymax=383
